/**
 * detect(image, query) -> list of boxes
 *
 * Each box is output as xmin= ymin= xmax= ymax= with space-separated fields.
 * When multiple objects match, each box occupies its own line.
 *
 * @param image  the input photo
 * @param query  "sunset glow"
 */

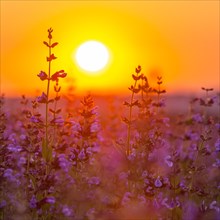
xmin=74 ymin=41 xmax=110 ymax=73
xmin=1 ymin=1 xmax=219 ymax=96
xmin=1 ymin=1 xmax=220 ymax=219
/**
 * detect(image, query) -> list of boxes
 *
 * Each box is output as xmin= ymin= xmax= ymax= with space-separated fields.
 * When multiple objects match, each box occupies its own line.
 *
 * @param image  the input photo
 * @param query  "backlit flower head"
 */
xmin=37 ymin=71 xmax=48 ymax=81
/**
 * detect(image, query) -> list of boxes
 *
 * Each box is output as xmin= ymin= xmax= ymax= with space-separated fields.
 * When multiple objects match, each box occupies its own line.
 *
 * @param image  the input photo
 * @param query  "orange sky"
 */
xmin=1 ymin=1 xmax=219 ymax=97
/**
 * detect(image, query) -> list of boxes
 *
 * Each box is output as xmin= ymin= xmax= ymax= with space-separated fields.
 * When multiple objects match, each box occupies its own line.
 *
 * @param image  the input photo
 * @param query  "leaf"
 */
xmin=48 ymin=99 xmax=54 ymax=103
xmin=123 ymin=101 xmax=131 ymax=107
xmin=133 ymin=87 xmax=141 ymax=94
xmin=47 ymin=54 xmax=57 ymax=62
xmin=56 ymin=109 xmax=61 ymax=114
xmin=43 ymin=41 xmax=49 ymax=47
xmin=51 ymin=42 xmax=58 ymax=48
xmin=34 ymin=113 xmax=41 ymax=117
xmin=131 ymin=100 xmax=140 ymax=107
xmin=132 ymin=74 xmax=142 ymax=81
xmin=121 ymin=117 xmax=130 ymax=125
xmin=158 ymin=89 xmax=166 ymax=94
xmin=54 ymin=86 xmax=61 ymax=93
xmin=49 ymin=108 xmax=55 ymax=114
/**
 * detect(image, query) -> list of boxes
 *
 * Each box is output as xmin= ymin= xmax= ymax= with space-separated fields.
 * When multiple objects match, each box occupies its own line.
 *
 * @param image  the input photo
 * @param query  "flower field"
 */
xmin=0 ymin=29 xmax=219 ymax=220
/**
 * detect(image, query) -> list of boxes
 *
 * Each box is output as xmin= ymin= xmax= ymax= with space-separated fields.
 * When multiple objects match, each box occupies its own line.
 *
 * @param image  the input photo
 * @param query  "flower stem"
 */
xmin=45 ymin=38 xmax=51 ymax=174
xmin=126 ymin=76 xmax=138 ymax=156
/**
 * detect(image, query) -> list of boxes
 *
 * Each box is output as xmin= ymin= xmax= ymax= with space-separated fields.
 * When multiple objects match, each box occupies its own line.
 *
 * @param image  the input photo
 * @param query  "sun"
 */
xmin=74 ymin=40 xmax=110 ymax=73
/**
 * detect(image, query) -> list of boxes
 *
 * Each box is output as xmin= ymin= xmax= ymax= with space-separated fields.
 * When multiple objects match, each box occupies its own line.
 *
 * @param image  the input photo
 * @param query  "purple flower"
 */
xmin=215 ymin=138 xmax=220 ymax=152
xmin=200 ymin=200 xmax=208 ymax=212
xmin=144 ymin=178 xmax=150 ymax=185
xmin=0 ymin=200 xmax=7 ymax=208
xmin=145 ymin=186 xmax=153 ymax=194
xmin=212 ymin=159 xmax=220 ymax=168
xmin=154 ymin=177 xmax=163 ymax=188
xmin=3 ymin=168 xmax=20 ymax=185
xmin=101 ymin=196 xmax=110 ymax=205
xmin=90 ymin=121 xmax=100 ymax=133
xmin=71 ymin=121 xmax=81 ymax=131
xmin=46 ymin=197 xmax=55 ymax=204
xmin=86 ymin=147 xmax=93 ymax=156
xmin=163 ymin=177 xmax=170 ymax=186
xmin=165 ymin=155 xmax=173 ymax=167
xmin=119 ymin=172 xmax=128 ymax=180
xmin=20 ymin=134 xmax=27 ymax=140
xmin=62 ymin=205 xmax=73 ymax=217
xmin=70 ymin=152 xmax=76 ymax=160
xmin=215 ymin=123 xmax=220 ymax=131
xmin=162 ymin=117 xmax=170 ymax=127
xmin=192 ymin=113 xmax=203 ymax=123
xmin=53 ymin=116 xmax=64 ymax=126
xmin=7 ymin=144 xmax=22 ymax=152
xmin=121 ymin=192 xmax=132 ymax=205
xmin=36 ymin=92 xmax=47 ymax=104
xmin=142 ymin=170 xmax=148 ymax=178
xmin=91 ymin=143 xmax=100 ymax=153
xmin=37 ymin=71 xmax=48 ymax=81
xmin=88 ymin=176 xmax=100 ymax=185
xmin=30 ymin=116 xmax=40 ymax=123
xmin=179 ymin=180 xmax=188 ymax=192
xmin=86 ymin=208 xmax=96 ymax=219
xmin=17 ymin=156 xmax=26 ymax=167
xmin=162 ymin=197 xmax=180 ymax=210
xmin=3 ymin=168 xmax=13 ymax=179
xmin=91 ymin=106 xmax=99 ymax=115
xmin=184 ymin=130 xmax=199 ymax=141
xmin=127 ymin=150 xmax=136 ymax=161
xmin=58 ymin=154 xmax=70 ymax=172
xmin=209 ymin=201 xmax=220 ymax=212
xmin=138 ymin=195 xmax=146 ymax=204
xmin=29 ymin=195 xmax=37 ymax=209
xmin=8 ymin=133 xmax=16 ymax=142
xmin=78 ymin=149 xmax=86 ymax=160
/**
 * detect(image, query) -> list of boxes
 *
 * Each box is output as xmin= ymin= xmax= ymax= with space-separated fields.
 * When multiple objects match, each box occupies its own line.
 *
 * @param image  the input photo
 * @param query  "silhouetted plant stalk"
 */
xmin=37 ymin=28 xmax=67 ymax=174
xmin=45 ymin=28 xmax=52 ymax=156
xmin=200 ymin=87 xmax=214 ymax=121
xmin=125 ymin=65 xmax=142 ymax=156
xmin=50 ymin=80 xmax=62 ymax=143
xmin=153 ymin=76 xmax=166 ymax=114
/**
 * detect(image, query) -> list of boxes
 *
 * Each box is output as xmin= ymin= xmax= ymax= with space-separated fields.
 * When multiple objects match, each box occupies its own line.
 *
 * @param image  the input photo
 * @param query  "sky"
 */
xmin=1 ymin=0 xmax=219 ymax=97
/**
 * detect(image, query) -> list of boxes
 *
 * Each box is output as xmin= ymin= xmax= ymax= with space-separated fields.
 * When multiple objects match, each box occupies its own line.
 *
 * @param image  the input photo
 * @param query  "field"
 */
xmin=0 ymin=28 xmax=219 ymax=220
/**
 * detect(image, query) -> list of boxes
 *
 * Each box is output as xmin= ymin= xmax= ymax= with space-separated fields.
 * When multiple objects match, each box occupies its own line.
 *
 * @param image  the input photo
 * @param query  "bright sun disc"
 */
xmin=75 ymin=40 xmax=109 ymax=73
